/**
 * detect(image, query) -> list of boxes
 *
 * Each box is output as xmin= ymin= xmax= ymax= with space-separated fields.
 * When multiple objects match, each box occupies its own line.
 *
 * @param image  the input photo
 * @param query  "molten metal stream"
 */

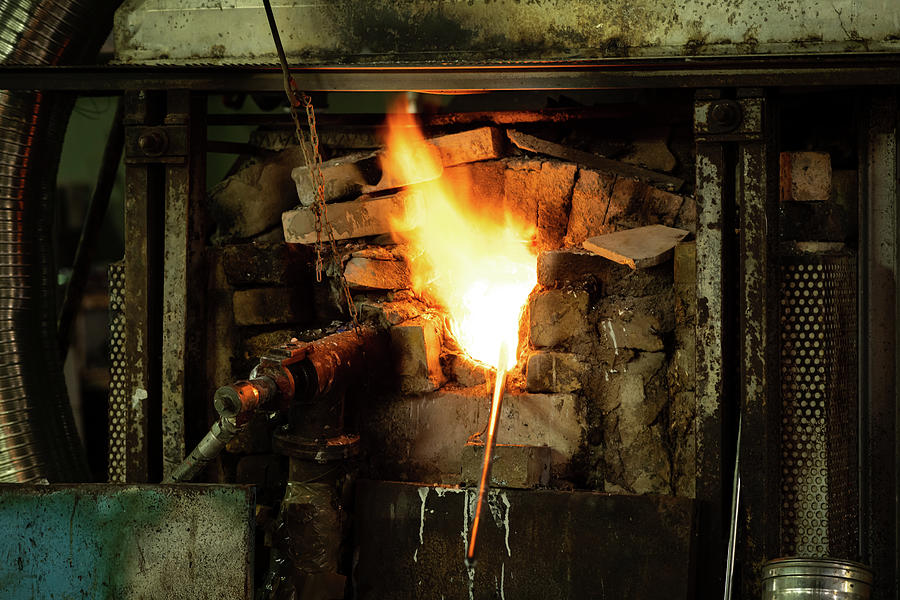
xmin=466 ymin=345 xmax=509 ymax=562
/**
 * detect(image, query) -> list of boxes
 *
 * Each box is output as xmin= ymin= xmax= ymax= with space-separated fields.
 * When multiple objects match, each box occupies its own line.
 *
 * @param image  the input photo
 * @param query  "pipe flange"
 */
xmin=273 ymin=431 xmax=360 ymax=463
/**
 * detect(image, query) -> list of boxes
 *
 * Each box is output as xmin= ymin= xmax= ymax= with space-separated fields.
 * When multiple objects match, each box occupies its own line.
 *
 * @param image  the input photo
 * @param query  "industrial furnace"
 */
xmin=0 ymin=1 xmax=897 ymax=599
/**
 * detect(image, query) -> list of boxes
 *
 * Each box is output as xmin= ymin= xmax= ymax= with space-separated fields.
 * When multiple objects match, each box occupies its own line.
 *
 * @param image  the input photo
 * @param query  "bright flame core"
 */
xmin=383 ymin=107 xmax=537 ymax=371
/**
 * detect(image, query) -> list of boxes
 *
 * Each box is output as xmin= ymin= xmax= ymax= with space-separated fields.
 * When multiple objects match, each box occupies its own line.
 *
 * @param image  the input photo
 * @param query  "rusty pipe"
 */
xmin=214 ymin=377 xmax=278 ymax=419
xmin=166 ymin=327 xmax=385 ymax=483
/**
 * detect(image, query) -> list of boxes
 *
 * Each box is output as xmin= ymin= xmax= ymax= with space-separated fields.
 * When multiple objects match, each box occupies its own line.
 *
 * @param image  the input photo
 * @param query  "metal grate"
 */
xmin=107 ymin=261 xmax=127 ymax=483
xmin=779 ymin=252 xmax=858 ymax=559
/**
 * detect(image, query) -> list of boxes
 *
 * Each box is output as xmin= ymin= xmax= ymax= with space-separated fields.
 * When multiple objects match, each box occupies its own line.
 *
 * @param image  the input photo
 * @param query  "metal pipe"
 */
xmin=466 ymin=345 xmax=509 ymax=563
xmin=163 ymin=416 xmax=239 ymax=484
xmin=0 ymin=0 xmax=120 ymax=483
xmin=213 ymin=377 xmax=278 ymax=419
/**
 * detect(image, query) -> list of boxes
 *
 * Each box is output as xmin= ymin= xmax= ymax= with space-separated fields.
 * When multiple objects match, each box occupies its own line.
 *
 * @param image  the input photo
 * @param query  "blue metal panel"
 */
xmin=0 ymin=484 xmax=254 ymax=599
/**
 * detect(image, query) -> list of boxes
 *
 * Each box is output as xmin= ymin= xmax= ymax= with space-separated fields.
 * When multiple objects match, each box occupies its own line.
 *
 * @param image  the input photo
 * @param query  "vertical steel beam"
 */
xmin=160 ymin=91 xmax=207 ymax=479
xmin=735 ymin=89 xmax=781 ymax=598
xmin=861 ymin=90 xmax=898 ymax=598
xmin=122 ymin=91 xmax=157 ymax=482
xmin=694 ymin=88 xmax=779 ymax=598
xmin=693 ymin=89 xmax=729 ymax=600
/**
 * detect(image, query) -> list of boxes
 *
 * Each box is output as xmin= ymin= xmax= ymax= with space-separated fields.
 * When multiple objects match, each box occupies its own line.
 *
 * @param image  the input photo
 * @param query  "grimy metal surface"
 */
xmin=123 ymin=90 xmax=156 ymax=483
xmin=161 ymin=91 xmax=208 ymax=480
xmin=161 ymin=91 xmax=190 ymax=480
xmin=693 ymin=90 xmax=729 ymax=600
xmin=353 ymin=480 xmax=696 ymax=600
xmin=0 ymin=484 xmax=254 ymax=599
xmin=736 ymin=89 xmax=781 ymax=600
xmin=114 ymin=0 xmax=900 ymax=65
xmin=861 ymin=91 xmax=898 ymax=600
xmin=4 ymin=56 xmax=900 ymax=92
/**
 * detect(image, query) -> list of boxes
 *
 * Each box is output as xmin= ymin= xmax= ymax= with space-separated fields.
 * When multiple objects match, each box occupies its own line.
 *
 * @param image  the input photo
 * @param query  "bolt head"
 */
xmin=710 ymin=102 xmax=740 ymax=128
xmin=137 ymin=130 xmax=167 ymax=156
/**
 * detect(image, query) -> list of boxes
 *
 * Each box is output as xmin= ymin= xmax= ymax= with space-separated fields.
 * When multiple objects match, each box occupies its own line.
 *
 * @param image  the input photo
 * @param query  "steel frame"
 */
xmin=120 ymin=90 xmax=208 ymax=482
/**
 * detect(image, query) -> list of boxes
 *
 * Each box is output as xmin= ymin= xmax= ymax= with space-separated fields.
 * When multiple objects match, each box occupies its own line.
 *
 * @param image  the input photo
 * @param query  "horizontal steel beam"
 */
xmin=3 ymin=55 xmax=900 ymax=92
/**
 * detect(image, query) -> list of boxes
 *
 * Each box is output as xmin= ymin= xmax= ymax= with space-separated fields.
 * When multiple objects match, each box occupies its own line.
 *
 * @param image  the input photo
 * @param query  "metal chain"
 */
xmin=262 ymin=0 xmax=359 ymax=330
xmin=294 ymin=94 xmax=359 ymax=328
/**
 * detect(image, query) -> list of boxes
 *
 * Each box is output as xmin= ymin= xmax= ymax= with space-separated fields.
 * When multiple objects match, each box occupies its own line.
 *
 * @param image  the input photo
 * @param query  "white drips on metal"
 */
xmin=501 ymin=493 xmax=511 ymax=556
xmin=461 ymin=487 xmax=476 ymax=600
xmin=466 ymin=562 xmax=476 ymax=600
xmin=500 ymin=563 xmax=506 ymax=600
xmin=418 ymin=486 xmax=429 ymax=545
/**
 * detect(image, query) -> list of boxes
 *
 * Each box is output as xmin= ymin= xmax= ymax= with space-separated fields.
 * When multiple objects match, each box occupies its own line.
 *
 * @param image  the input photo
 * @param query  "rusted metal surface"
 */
xmin=0 ymin=483 xmax=254 ymax=599
xmin=113 ymin=0 xmax=900 ymax=65
xmin=5 ymin=58 xmax=900 ymax=92
xmin=262 ymin=326 xmax=388 ymax=462
xmin=695 ymin=97 xmax=763 ymax=143
xmin=161 ymin=91 xmax=208 ymax=480
xmin=354 ymin=480 xmax=696 ymax=599
xmin=693 ymin=88 xmax=728 ymax=599
xmin=860 ymin=91 xmax=898 ymax=599
xmin=736 ymin=88 xmax=781 ymax=599
xmin=122 ymin=90 xmax=156 ymax=483
xmin=161 ymin=92 xmax=190 ymax=481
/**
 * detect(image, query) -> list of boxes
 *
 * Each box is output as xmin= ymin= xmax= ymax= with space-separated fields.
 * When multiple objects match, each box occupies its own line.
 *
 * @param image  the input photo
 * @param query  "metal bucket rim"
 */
xmin=762 ymin=557 xmax=873 ymax=585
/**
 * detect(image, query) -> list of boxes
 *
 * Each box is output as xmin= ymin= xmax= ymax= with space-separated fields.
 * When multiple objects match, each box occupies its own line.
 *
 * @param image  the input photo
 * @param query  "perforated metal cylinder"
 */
xmin=107 ymin=260 xmax=126 ymax=483
xmin=779 ymin=250 xmax=858 ymax=559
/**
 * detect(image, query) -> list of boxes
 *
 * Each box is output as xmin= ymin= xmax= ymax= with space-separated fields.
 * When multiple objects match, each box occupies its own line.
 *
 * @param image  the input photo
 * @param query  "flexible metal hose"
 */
xmin=0 ymin=0 xmax=118 ymax=482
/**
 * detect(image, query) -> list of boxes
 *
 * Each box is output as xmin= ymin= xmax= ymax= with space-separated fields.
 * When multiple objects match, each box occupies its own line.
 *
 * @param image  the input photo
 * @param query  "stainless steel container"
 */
xmin=762 ymin=558 xmax=873 ymax=600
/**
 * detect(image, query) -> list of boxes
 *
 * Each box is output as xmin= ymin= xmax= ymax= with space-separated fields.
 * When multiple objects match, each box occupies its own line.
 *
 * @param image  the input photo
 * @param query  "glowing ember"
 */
xmin=383 ymin=103 xmax=537 ymax=370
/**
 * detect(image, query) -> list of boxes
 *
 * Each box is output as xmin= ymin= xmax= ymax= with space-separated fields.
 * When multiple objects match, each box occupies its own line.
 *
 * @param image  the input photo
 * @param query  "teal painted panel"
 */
xmin=0 ymin=484 xmax=254 ymax=600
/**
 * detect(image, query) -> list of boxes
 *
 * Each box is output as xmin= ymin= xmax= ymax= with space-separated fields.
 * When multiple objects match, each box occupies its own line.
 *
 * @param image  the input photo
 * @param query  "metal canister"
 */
xmin=762 ymin=558 xmax=873 ymax=600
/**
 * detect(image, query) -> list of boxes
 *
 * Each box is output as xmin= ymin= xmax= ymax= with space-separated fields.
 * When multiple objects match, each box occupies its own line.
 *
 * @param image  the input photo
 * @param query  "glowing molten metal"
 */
xmin=383 ymin=108 xmax=537 ymax=371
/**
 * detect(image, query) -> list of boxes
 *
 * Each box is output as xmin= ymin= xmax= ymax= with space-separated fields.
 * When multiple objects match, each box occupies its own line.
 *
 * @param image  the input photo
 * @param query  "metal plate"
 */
xmin=0 ymin=484 xmax=254 ymax=599
xmin=113 ymin=0 xmax=900 ymax=65
xmin=354 ymin=480 xmax=696 ymax=599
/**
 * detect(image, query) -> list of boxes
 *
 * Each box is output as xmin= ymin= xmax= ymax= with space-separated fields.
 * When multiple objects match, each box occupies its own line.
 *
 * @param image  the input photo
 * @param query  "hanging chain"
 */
xmin=262 ymin=0 xmax=359 ymax=330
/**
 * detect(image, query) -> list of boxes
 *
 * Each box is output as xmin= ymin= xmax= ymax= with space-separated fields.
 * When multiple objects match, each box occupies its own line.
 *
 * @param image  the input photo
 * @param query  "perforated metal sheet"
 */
xmin=779 ymin=251 xmax=858 ymax=559
xmin=107 ymin=261 xmax=127 ymax=483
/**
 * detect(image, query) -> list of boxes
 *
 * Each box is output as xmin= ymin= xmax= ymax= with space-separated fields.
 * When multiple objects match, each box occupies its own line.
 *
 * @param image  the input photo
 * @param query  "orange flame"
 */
xmin=383 ymin=103 xmax=537 ymax=371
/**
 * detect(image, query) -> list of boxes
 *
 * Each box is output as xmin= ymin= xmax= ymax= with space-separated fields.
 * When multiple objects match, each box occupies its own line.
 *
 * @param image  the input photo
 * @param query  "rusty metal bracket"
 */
xmin=694 ymin=96 xmax=762 ymax=142
xmin=124 ymin=124 xmax=188 ymax=164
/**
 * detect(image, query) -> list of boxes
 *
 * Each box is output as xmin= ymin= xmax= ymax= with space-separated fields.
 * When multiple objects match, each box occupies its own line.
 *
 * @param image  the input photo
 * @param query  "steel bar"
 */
xmin=466 ymin=352 xmax=509 ymax=562
xmin=58 ymin=98 xmax=124 ymax=357
xmin=693 ymin=89 xmax=730 ymax=600
xmin=861 ymin=91 xmax=898 ymax=598
xmin=161 ymin=91 xmax=208 ymax=480
xmin=3 ymin=55 xmax=900 ymax=91
xmin=736 ymin=88 xmax=781 ymax=598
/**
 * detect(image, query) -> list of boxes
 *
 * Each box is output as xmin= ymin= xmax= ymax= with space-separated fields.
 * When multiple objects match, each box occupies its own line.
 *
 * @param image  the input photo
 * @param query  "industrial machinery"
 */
xmin=0 ymin=1 xmax=897 ymax=599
